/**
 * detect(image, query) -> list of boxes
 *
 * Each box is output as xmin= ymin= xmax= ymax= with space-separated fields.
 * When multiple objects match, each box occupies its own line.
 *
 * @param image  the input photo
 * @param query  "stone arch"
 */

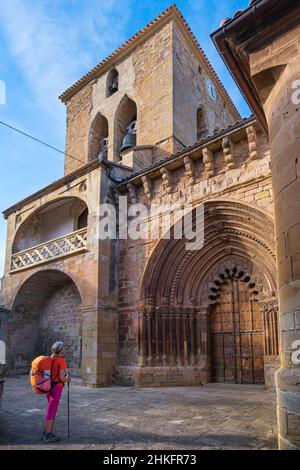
xmin=137 ymin=200 xmax=279 ymax=384
xmin=9 ymin=269 xmax=83 ymax=376
xmin=141 ymin=200 xmax=276 ymax=309
xmin=12 ymin=197 xmax=88 ymax=254
xmin=114 ymin=94 xmax=137 ymax=161
xmin=207 ymin=265 xmax=260 ymax=305
xmin=88 ymin=112 xmax=109 ymax=161
xmin=106 ymin=68 xmax=119 ymax=97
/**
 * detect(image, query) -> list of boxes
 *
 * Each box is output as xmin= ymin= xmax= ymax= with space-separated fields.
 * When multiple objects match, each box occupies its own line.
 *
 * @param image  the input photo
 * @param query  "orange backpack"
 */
xmin=30 ymin=356 xmax=55 ymax=395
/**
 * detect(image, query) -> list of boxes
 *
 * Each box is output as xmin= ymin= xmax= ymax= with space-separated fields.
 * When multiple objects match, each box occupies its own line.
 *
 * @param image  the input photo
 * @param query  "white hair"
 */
xmin=52 ymin=341 xmax=64 ymax=355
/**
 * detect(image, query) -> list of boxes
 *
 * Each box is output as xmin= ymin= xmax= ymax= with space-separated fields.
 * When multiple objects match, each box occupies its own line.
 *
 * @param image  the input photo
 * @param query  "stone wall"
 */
xmin=0 ymin=307 xmax=9 ymax=367
xmin=65 ymin=84 xmax=93 ymax=175
xmin=63 ymin=15 xmax=239 ymax=174
xmin=1 ymin=164 xmax=121 ymax=387
xmin=172 ymin=22 xmax=236 ymax=148
xmin=39 ymin=283 xmax=82 ymax=375
xmin=248 ymin=22 xmax=300 ymax=449
xmin=116 ymin=121 xmax=278 ymax=387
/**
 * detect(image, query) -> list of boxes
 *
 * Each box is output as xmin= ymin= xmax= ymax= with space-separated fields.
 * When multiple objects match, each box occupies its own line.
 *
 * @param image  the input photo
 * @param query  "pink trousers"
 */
xmin=45 ymin=385 xmax=63 ymax=421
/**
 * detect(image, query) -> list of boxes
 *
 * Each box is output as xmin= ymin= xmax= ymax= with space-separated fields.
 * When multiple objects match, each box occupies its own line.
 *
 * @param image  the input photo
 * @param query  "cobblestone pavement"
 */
xmin=0 ymin=376 xmax=278 ymax=450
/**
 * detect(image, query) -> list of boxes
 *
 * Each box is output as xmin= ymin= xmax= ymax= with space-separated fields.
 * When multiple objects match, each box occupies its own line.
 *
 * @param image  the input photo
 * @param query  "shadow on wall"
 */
xmin=9 ymin=270 xmax=82 ymax=377
xmin=0 ymin=308 xmax=9 ymax=366
xmin=0 ymin=307 xmax=9 ymax=411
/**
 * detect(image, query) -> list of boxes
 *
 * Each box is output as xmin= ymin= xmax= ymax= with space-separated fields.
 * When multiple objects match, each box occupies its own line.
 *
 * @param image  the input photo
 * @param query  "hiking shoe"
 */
xmin=42 ymin=432 xmax=61 ymax=443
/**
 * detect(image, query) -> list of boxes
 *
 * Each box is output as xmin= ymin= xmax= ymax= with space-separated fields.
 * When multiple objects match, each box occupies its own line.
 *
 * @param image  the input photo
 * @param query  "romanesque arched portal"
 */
xmin=138 ymin=200 xmax=279 ymax=387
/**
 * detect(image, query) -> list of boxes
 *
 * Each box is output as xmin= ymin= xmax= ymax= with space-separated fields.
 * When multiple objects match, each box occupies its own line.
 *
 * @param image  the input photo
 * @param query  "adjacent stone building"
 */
xmin=0 ymin=1 xmax=298 ymax=450
xmin=212 ymin=0 xmax=300 ymax=451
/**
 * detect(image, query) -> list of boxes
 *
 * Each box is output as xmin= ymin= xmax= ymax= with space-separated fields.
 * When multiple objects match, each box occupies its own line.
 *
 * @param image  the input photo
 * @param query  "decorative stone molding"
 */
xmin=202 ymin=147 xmax=214 ymax=177
xmin=11 ymin=227 xmax=88 ymax=272
xmin=15 ymin=214 xmax=22 ymax=226
xmin=78 ymin=180 xmax=87 ymax=193
xmin=160 ymin=167 xmax=173 ymax=194
xmin=127 ymin=183 xmax=138 ymax=204
xmin=137 ymin=309 xmax=206 ymax=368
xmin=141 ymin=176 xmax=152 ymax=201
xmin=261 ymin=297 xmax=279 ymax=356
xmin=141 ymin=200 xmax=276 ymax=309
xmin=206 ymin=265 xmax=260 ymax=306
xmin=222 ymin=136 xmax=235 ymax=170
xmin=246 ymin=126 xmax=258 ymax=160
xmin=183 ymin=156 xmax=196 ymax=185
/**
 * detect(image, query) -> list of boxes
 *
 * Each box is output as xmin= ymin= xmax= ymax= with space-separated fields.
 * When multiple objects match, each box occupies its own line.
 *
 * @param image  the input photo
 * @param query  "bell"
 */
xmin=109 ymin=77 xmax=118 ymax=95
xmin=120 ymin=132 xmax=136 ymax=152
xmin=119 ymin=120 xmax=137 ymax=153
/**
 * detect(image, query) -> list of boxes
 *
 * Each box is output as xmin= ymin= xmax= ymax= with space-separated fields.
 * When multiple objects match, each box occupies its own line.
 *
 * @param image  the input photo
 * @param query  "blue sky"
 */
xmin=0 ymin=0 xmax=250 ymax=276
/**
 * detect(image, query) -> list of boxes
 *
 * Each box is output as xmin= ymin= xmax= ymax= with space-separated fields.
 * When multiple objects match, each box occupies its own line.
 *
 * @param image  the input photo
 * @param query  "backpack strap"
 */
xmin=50 ymin=356 xmax=63 ymax=388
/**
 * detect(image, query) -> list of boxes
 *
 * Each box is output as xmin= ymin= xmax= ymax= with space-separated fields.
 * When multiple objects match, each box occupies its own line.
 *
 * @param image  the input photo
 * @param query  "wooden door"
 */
xmin=210 ymin=277 xmax=264 ymax=384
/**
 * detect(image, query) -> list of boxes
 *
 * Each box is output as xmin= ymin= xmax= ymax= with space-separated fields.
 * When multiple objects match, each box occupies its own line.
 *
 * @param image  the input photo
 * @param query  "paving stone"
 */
xmin=0 ymin=376 xmax=277 ymax=450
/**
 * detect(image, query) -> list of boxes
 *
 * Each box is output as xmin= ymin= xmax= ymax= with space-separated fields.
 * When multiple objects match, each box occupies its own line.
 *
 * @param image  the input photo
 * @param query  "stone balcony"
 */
xmin=10 ymin=227 xmax=88 ymax=273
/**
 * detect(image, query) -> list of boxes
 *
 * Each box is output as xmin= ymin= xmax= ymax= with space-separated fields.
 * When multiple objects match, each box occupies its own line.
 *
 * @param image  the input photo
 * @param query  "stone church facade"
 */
xmin=0 ymin=1 xmax=299 ymax=450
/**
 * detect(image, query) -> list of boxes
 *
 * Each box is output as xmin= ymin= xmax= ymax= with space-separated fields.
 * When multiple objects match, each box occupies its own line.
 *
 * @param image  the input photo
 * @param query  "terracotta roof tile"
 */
xmin=117 ymin=115 xmax=256 ymax=186
xmin=220 ymin=0 xmax=259 ymax=26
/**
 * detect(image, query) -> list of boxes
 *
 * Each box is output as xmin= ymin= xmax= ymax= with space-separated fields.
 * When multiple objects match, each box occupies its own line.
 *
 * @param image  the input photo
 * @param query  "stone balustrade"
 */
xmin=10 ymin=227 xmax=88 ymax=272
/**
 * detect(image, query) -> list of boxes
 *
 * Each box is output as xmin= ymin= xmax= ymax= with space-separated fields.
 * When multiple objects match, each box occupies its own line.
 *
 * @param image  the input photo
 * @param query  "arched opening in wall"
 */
xmin=106 ymin=68 xmax=119 ymax=97
xmin=10 ymin=270 xmax=82 ymax=376
xmin=197 ymin=107 xmax=208 ymax=141
xmin=12 ymin=197 xmax=88 ymax=255
xmin=115 ymin=95 xmax=137 ymax=161
xmin=88 ymin=113 xmax=109 ymax=161
xmin=77 ymin=207 xmax=88 ymax=230
xmin=137 ymin=201 xmax=279 ymax=387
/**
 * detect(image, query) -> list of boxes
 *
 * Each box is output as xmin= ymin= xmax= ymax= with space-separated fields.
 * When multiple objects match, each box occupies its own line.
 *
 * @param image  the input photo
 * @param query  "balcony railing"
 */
xmin=11 ymin=228 xmax=88 ymax=272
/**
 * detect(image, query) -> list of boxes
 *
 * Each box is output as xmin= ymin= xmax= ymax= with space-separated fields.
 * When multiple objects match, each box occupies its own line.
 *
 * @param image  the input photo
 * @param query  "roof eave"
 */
xmin=211 ymin=0 xmax=300 ymax=135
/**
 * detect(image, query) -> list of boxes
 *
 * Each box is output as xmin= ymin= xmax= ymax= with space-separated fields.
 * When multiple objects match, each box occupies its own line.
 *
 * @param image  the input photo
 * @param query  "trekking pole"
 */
xmin=67 ymin=375 xmax=70 ymax=440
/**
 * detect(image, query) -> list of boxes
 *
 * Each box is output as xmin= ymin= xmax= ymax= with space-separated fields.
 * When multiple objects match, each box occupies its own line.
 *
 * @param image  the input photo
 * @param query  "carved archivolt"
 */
xmin=141 ymin=200 xmax=277 ymax=311
xmin=200 ymin=257 xmax=273 ymax=307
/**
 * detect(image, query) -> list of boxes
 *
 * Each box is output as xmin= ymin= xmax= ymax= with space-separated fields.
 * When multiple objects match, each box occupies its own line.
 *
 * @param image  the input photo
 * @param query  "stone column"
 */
xmin=81 ymin=305 xmax=117 ymax=387
xmin=253 ymin=54 xmax=300 ymax=448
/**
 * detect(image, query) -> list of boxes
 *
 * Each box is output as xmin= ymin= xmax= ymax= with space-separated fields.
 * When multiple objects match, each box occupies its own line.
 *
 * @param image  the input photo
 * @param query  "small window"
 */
xmin=197 ymin=107 xmax=208 ymax=141
xmin=107 ymin=68 xmax=119 ymax=97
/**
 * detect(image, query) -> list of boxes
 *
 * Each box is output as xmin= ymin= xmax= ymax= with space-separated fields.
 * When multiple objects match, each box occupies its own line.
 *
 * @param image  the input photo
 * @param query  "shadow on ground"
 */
xmin=0 ymin=376 xmax=278 ymax=450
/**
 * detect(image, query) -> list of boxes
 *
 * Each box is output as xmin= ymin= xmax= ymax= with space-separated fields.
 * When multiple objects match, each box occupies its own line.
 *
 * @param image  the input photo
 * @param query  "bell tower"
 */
xmin=60 ymin=5 xmax=240 ymax=175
